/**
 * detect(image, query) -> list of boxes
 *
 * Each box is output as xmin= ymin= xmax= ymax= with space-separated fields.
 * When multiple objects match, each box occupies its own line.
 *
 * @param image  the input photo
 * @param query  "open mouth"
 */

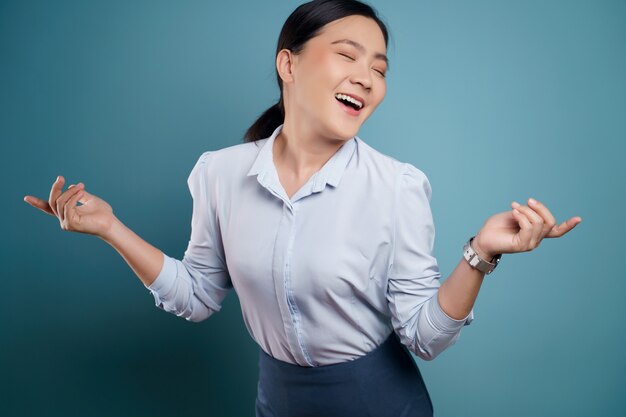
xmin=334 ymin=93 xmax=363 ymax=111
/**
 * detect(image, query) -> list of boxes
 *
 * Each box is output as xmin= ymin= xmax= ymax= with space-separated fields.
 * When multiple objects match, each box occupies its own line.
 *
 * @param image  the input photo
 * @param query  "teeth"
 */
xmin=335 ymin=93 xmax=363 ymax=109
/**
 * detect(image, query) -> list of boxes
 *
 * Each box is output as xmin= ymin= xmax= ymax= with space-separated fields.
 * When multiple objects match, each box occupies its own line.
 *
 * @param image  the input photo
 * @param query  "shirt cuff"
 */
xmin=145 ymin=253 xmax=178 ymax=295
xmin=427 ymin=294 xmax=474 ymax=333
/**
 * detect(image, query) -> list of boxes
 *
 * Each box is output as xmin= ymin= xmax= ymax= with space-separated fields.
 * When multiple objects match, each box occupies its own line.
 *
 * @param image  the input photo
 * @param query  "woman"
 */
xmin=23 ymin=1 xmax=582 ymax=416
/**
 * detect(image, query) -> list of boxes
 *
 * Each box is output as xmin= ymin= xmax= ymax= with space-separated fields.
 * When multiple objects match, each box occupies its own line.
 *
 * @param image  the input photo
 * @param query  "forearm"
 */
xmin=99 ymin=216 xmax=164 ymax=288
xmin=438 ymin=235 xmax=498 ymax=319
xmin=437 ymin=255 xmax=486 ymax=320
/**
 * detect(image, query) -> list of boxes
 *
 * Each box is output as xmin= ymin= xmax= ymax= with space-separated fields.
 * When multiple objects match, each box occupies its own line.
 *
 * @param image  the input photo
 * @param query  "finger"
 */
xmin=547 ymin=216 xmax=583 ymax=238
xmin=512 ymin=202 xmax=544 ymax=247
xmin=48 ymin=176 xmax=65 ymax=217
xmin=56 ymin=183 xmax=84 ymax=222
xmin=56 ymin=183 xmax=84 ymax=223
xmin=512 ymin=201 xmax=543 ymax=224
xmin=24 ymin=195 xmax=55 ymax=216
xmin=527 ymin=198 xmax=558 ymax=242
xmin=57 ymin=184 xmax=74 ymax=223
xmin=511 ymin=208 xmax=534 ymax=251
xmin=63 ymin=188 xmax=84 ymax=230
xmin=76 ymin=188 xmax=93 ymax=204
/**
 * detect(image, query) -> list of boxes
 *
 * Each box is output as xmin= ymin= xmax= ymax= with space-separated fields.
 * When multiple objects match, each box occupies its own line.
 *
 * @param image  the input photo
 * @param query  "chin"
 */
xmin=330 ymin=129 xmax=356 ymax=141
xmin=330 ymin=122 xmax=360 ymax=141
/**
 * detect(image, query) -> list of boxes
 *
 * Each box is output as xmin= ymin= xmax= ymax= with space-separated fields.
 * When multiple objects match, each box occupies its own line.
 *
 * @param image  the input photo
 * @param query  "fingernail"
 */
xmin=512 ymin=201 xmax=520 ymax=207
xmin=529 ymin=198 xmax=537 ymax=205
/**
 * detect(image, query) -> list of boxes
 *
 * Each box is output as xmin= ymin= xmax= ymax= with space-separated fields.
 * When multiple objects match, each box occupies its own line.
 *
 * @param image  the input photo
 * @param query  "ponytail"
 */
xmin=244 ymin=99 xmax=285 ymax=143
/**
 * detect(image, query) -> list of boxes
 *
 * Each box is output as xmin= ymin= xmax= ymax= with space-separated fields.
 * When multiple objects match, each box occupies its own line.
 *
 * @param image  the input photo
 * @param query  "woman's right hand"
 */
xmin=24 ymin=175 xmax=115 ymax=238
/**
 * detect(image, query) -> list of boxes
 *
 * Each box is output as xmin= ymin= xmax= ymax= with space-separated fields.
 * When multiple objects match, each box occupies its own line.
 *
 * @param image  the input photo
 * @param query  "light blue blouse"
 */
xmin=145 ymin=124 xmax=473 ymax=367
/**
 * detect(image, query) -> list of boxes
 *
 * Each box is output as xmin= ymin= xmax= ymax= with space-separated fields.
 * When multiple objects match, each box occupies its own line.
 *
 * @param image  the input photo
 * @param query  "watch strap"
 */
xmin=463 ymin=236 xmax=502 ymax=275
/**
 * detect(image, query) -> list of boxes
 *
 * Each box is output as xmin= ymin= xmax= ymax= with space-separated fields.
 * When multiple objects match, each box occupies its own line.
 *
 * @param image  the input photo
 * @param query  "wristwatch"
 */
xmin=463 ymin=236 xmax=502 ymax=275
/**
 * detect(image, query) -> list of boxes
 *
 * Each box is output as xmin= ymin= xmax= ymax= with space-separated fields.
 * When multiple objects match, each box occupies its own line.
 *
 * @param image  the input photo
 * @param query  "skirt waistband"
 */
xmin=259 ymin=331 xmax=407 ymax=382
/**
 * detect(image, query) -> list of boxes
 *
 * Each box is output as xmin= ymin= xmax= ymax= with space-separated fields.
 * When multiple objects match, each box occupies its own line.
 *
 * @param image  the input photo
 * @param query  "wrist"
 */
xmin=99 ymin=215 xmax=124 ymax=244
xmin=472 ymin=235 xmax=495 ymax=261
xmin=463 ymin=235 xmax=502 ymax=276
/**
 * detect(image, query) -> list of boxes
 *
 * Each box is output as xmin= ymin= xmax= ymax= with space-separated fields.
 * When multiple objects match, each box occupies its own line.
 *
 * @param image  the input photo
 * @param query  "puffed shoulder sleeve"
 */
xmin=386 ymin=163 xmax=473 ymax=361
xmin=145 ymin=151 xmax=233 ymax=323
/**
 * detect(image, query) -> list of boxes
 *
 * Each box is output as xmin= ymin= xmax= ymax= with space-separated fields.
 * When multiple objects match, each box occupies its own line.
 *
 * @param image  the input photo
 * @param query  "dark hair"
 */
xmin=243 ymin=0 xmax=390 ymax=142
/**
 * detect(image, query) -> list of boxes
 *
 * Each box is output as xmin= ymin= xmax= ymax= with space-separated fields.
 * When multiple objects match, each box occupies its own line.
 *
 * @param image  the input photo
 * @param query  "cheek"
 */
xmin=379 ymin=84 xmax=387 ymax=102
xmin=372 ymin=81 xmax=387 ymax=106
xmin=309 ymin=55 xmax=343 ymax=88
xmin=299 ymin=58 xmax=342 ymax=106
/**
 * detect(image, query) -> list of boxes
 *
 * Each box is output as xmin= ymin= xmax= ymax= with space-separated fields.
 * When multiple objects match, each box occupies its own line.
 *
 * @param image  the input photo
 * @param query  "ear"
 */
xmin=276 ymin=48 xmax=296 ymax=84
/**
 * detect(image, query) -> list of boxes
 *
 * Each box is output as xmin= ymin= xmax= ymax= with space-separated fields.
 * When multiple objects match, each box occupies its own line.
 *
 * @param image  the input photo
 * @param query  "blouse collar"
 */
xmin=246 ymin=124 xmax=357 ymax=200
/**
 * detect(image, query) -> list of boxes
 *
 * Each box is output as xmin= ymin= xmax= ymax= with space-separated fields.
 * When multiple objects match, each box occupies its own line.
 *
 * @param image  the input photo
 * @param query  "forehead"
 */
xmin=311 ymin=15 xmax=386 ymax=53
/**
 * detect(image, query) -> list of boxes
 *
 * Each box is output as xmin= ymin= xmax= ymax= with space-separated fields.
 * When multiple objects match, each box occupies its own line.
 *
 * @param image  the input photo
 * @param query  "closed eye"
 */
xmin=339 ymin=52 xmax=386 ymax=78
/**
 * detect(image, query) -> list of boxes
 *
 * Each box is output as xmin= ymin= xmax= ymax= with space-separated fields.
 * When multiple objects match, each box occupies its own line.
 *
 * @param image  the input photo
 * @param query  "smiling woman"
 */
xmin=243 ymin=5 xmax=391 ymax=206
xmin=22 ymin=0 xmax=583 ymax=416
xmin=244 ymin=1 xmax=389 ymax=146
xmin=273 ymin=14 xmax=389 ymax=141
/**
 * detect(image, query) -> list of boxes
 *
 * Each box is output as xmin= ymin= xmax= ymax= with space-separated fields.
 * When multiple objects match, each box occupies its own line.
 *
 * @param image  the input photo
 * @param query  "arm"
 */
xmin=139 ymin=151 xmax=233 ymax=322
xmin=438 ymin=197 xmax=582 ymax=320
xmin=24 ymin=152 xmax=233 ymax=322
xmin=387 ymin=164 xmax=474 ymax=361
xmin=437 ymin=252 xmax=488 ymax=320
xmin=100 ymin=216 xmax=165 ymax=288
xmin=100 ymin=154 xmax=232 ymax=322
xmin=24 ymin=175 xmax=164 ymax=288
xmin=387 ymin=163 xmax=582 ymax=360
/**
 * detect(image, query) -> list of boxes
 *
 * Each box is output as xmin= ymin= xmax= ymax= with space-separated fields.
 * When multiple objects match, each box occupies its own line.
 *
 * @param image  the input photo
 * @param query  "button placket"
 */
xmin=283 ymin=202 xmax=315 ymax=366
xmin=271 ymin=202 xmax=311 ymax=366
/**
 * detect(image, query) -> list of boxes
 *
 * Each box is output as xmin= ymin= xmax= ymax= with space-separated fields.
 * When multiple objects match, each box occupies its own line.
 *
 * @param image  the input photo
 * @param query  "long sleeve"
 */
xmin=145 ymin=151 xmax=233 ymax=323
xmin=386 ymin=163 xmax=473 ymax=361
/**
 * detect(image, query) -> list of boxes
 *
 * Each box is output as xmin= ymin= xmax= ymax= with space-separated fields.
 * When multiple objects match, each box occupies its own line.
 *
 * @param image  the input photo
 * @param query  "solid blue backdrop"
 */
xmin=2 ymin=1 xmax=624 ymax=416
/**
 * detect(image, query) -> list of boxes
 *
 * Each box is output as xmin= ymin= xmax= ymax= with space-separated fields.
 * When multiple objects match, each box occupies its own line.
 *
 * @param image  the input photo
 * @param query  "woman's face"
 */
xmin=279 ymin=15 xmax=388 ymax=141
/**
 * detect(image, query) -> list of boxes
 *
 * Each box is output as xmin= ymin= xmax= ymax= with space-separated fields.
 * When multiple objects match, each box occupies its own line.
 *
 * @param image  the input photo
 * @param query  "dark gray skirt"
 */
xmin=255 ymin=331 xmax=434 ymax=417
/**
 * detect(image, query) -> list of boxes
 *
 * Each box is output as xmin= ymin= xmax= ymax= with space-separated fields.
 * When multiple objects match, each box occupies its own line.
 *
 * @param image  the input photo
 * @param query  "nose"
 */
xmin=349 ymin=62 xmax=373 ymax=91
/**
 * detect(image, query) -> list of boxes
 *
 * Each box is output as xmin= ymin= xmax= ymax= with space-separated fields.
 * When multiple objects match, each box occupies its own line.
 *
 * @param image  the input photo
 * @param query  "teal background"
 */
xmin=2 ymin=0 xmax=624 ymax=416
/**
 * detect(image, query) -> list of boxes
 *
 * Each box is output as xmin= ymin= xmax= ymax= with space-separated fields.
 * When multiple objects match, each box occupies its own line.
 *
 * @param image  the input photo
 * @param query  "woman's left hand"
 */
xmin=472 ymin=198 xmax=582 ymax=260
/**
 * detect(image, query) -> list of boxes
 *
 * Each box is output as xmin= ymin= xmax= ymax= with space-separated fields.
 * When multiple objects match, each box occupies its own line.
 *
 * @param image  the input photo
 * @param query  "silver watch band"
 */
xmin=463 ymin=236 xmax=502 ymax=275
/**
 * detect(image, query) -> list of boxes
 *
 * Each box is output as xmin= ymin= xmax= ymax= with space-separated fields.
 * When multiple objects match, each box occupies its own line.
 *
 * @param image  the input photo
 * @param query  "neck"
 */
xmin=274 ymin=118 xmax=346 ymax=179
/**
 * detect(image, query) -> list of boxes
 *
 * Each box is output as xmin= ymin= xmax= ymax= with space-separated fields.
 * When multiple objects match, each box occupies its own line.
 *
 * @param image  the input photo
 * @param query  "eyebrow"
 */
xmin=330 ymin=38 xmax=389 ymax=67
